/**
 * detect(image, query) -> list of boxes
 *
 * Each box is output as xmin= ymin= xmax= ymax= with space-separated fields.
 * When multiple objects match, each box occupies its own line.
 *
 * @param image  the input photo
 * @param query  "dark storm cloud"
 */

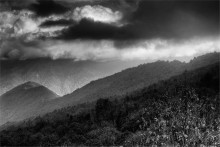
xmin=57 ymin=19 xmax=136 ymax=40
xmin=55 ymin=0 xmax=219 ymax=43
xmin=1 ymin=0 xmax=219 ymax=41
xmin=29 ymin=0 xmax=69 ymax=16
xmin=0 ymin=0 xmax=36 ymax=11
xmin=0 ymin=0 xmax=219 ymax=61
xmin=40 ymin=19 xmax=74 ymax=27
xmin=131 ymin=0 xmax=219 ymax=37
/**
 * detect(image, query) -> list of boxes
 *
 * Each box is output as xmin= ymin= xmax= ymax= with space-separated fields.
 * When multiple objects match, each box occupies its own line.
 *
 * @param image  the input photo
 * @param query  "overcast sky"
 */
xmin=0 ymin=0 xmax=219 ymax=61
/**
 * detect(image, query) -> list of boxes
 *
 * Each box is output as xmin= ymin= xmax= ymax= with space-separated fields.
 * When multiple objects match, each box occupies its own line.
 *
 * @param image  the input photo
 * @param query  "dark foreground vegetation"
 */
xmin=0 ymin=62 xmax=219 ymax=146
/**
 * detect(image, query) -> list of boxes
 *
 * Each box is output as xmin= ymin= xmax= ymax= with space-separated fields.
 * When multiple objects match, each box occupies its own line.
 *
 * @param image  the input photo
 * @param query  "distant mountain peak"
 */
xmin=22 ymin=81 xmax=41 ymax=90
xmin=0 ymin=81 xmax=58 ymax=125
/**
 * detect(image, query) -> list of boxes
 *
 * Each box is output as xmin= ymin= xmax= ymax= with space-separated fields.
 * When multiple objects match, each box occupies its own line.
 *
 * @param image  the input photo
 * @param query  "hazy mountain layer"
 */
xmin=1 ymin=59 xmax=219 ymax=146
xmin=56 ymin=52 xmax=219 ymax=106
xmin=0 ymin=52 xmax=219 ymax=125
xmin=26 ymin=53 xmax=219 ymax=115
xmin=0 ymin=81 xmax=58 ymax=125
xmin=0 ymin=59 xmax=142 ymax=96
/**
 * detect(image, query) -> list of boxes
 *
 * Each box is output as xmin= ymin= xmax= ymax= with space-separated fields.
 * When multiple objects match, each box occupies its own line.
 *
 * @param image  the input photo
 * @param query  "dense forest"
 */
xmin=0 ymin=62 xmax=219 ymax=146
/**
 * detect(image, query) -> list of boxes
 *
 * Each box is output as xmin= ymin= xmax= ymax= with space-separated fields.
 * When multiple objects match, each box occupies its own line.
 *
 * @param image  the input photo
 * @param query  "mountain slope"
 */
xmin=0 ymin=52 xmax=219 ymax=125
xmin=0 ymin=60 xmax=219 ymax=146
xmin=54 ymin=52 xmax=219 ymax=107
xmin=0 ymin=59 xmax=142 ymax=96
xmin=0 ymin=81 xmax=58 ymax=125
xmin=62 ymin=60 xmax=184 ymax=102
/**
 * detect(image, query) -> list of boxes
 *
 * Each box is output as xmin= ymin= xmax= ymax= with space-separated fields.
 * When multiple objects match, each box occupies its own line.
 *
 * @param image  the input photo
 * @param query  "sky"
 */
xmin=0 ymin=0 xmax=219 ymax=61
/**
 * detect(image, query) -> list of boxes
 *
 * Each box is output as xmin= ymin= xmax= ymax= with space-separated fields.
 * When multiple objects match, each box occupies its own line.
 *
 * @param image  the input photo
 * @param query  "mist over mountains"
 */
xmin=0 ymin=58 xmax=143 ymax=96
xmin=0 ymin=81 xmax=58 ymax=125
xmin=0 ymin=0 xmax=219 ymax=146
xmin=0 ymin=52 xmax=219 ymax=146
xmin=44 ymin=52 xmax=220 ymax=106
xmin=0 ymin=52 xmax=219 ymax=125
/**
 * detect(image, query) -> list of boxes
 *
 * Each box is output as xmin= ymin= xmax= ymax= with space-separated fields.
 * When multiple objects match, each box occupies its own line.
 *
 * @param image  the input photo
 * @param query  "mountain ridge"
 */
xmin=0 ymin=52 xmax=219 ymax=125
xmin=0 ymin=59 xmax=143 ymax=96
xmin=0 ymin=81 xmax=58 ymax=125
xmin=0 ymin=57 xmax=219 ymax=146
xmin=58 ymin=52 xmax=219 ymax=106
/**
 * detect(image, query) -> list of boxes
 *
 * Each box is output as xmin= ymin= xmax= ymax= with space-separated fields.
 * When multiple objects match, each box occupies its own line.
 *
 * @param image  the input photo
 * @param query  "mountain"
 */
xmin=0 ymin=58 xmax=143 ymax=96
xmin=0 ymin=52 xmax=219 ymax=125
xmin=187 ymin=52 xmax=220 ymax=69
xmin=53 ymin=52 xmax=219 ymax=106
xmin=60 ymin=60 xmax=184 ymax=103
xmin=0 ymin=59 xmax=219 ymax=146
xmin=0 ymin=81 xmax=58 ymax=125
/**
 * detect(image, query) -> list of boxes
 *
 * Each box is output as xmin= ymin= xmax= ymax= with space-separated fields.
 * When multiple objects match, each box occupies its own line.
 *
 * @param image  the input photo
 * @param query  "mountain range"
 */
xmin=0 ymin=81 xmax=58 ymax=125
xmin=0 ymin=59 xmax=143 ymax=96
xmin=0 ymin=52 xmax=219 ymax=125
xmin=0 ymin=53 xmax=219 ymax=146
xmin=53 ymin=52 xmax=220 ymax=106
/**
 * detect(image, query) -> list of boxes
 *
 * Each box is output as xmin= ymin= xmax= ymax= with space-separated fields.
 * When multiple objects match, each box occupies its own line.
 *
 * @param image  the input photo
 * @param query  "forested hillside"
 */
xmin=1 ymin=62 xmax=219 ymax=146
xmin=1 ymin=53 xmax=218 ymax=126
xmin=45 ymin=52 xmax=220 ymax=108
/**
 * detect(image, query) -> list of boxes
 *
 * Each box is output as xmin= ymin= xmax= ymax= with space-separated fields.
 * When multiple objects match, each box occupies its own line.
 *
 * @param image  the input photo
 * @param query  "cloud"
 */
xmin=130 ymin=0 xmax=219 ymax=38
xmin=0 ymin=0 xmax=219 ymax=62
xmin=2 ymin=36 xmax=218 ymax=61
xmin=2 ymin=0 xmax=218 ymax=42
xmin=0 ymin=37 xmax=46 ymax=60
xmin=53 ymin=0 xmax=219 ymax=42
xmin=71 ymin=5 xmax=123 ymax=24
xmin=40 ymin=19 xmax=74 ymax=27
xmin=0 ymin=10 xmax=70 ymax=41
xmin=0 ymin=3 xmax=125 ymax=41
xmin=120 ymin=37 xmax=220 ymax=61
xmin=34 ymin=3 xmax=125 ymax=31
xmin=0 ymin=0 xmax=36 ymax=11
xmin=56 ymin=19 xmax=134 ymax=40
xmin=29 ymin=0 xmax=69 ymax=16
xmin=0 ymin=10 xmax=38 ymax=39
xmin=44 ymin=37 xmax=220 ymax=61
